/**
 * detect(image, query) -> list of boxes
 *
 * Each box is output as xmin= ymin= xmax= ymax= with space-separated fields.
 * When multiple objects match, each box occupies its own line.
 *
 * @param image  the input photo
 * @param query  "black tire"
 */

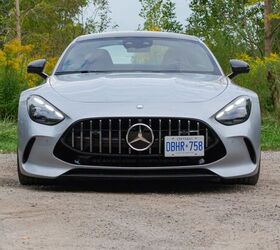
xmin=223 ymin=162 xmax=261 ymax=186
xmin=17 ymin=154 xmax=50 ymax=185
xmin=239 ymin=166 xmax=260 ymax=185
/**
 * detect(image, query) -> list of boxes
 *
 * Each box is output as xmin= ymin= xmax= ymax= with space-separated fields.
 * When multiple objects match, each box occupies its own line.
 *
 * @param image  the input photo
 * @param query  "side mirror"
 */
xmin=27 ymin=59 xmax=49 ymax=79
xmin=228 ymin=59 xmax=250 ymax=79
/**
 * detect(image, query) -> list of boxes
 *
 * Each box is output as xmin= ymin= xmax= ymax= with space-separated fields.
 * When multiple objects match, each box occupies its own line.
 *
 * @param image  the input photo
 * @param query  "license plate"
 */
xmin=164 ymin=136 xmax=205 ymax=157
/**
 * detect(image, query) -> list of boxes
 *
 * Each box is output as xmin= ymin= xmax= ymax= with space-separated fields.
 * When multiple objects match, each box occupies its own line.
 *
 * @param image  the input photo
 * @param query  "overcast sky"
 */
xmin=107 ymin=0 xmax=192 ymax=31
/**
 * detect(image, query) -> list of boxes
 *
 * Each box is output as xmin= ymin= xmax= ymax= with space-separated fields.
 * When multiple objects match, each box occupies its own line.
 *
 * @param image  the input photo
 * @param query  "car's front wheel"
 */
xmin=223 ymin=161 xmax=261 ymax=186
xmin=17 ymin=154 xmax=49 ymax=185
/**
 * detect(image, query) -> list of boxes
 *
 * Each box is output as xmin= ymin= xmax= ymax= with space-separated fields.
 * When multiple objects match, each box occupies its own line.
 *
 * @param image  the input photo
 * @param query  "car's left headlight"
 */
xmin=216 ymin=96 xmax=251 ymax=125
xmin=27 ymin=95 xmax=65 ymax=125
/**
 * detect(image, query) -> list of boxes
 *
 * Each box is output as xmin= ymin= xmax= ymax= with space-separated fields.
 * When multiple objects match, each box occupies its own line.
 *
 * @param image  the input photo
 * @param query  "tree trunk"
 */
xmin=15 ymin=0 xmax=21 ymax=43
xmin=264 ymin=0 xmax=272 ymax=56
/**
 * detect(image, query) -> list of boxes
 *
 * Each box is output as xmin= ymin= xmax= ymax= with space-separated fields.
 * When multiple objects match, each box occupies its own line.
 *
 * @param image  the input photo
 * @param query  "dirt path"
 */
xmin=0 ymin=152 xmax=279 ymax=250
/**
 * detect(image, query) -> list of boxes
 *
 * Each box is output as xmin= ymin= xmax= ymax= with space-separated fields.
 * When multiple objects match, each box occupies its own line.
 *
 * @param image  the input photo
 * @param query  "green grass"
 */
xmin=0 ymin=117 xmax=279 ymax=153
xmin=0 ymin=120 xmax=17 ymax=153
xmin=261 ymin=116 xmax=280 ymax=151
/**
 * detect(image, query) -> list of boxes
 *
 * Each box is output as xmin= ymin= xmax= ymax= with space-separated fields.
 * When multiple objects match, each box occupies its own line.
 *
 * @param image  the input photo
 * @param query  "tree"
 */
xmin=248 ymin=0 xmax=280 ymax=56
xmin=0 ymin=0 xmax=13 ymax=45
xmin=264 ymin=0 xmax=272 ymax=56
xmin=139 ymin=0 xmax=183 ymax=32
xmin=187 ymin=0 xmax=264 ymax=58
xmin=19 ymin=0 xmax=89 ymax=55
xmin=84 ymin=0 xmax=117 ymax=33
xmin=15 ymin=0 xmax=21 ymax=42
xmin=0 ymin=0 xmax=113 ymax=55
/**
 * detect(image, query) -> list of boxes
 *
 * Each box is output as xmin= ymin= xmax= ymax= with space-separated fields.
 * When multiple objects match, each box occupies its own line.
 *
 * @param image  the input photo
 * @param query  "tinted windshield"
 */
xmin=55 ymin=37 xmax=222 ymax=75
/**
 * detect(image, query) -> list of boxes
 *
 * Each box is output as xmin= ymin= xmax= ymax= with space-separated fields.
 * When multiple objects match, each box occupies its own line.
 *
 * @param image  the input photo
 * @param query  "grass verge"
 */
xmin=261 ymin=116 xmax=280 ymax=151
xmin=0 ymin=117 xmax=279 ymax=153
xmin=0 ymin=120 xmax=17 ymax=153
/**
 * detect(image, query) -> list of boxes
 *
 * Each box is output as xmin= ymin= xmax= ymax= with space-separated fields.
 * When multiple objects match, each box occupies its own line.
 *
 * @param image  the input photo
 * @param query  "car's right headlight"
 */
xmin=215 ymin=96 xmax=251 ymax=125
xmin=27 ymin=95 xmax=65 ymax=125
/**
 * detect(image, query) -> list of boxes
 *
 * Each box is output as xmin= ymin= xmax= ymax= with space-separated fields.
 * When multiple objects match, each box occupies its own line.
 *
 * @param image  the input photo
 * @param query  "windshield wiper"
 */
xmin=55 ymin=70 xmax=111 ymax=75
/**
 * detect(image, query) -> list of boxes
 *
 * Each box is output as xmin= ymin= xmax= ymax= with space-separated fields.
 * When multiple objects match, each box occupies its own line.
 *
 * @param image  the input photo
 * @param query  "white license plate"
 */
xmin=164 ymin=136 xmax=205 ymax=157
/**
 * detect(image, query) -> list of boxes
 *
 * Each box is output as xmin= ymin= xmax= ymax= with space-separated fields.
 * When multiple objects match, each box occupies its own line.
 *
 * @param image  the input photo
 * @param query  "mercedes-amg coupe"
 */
xmin=17 ymin=31 xmax=261 ymax=185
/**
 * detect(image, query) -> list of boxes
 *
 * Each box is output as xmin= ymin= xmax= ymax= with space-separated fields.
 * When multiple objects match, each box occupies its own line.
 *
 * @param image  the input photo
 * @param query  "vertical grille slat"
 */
xmin=118 ymin=119 xmax=122 ymax=154
xmin=80 ymin=122 xmax=83 ymax=151
xmin=64 ymin=118 xmax=219 ymax=157
xmin=206 ymin=128 xmax=209 ymax=148
xmin=149 ymin=119 xmax=152 ymax=155
xmin=72 ymin=128 xmax=75 ymax=148
xmin=128 ymin=119 xmax=131 ymax=155
xmin=99 ymin=120 xmax=102 ymax=153
xmin=109 ymin=119 xmax=112 ymax=154
xmin=159 ymin=119 xmax=162 ymax=154
xmin=168 ymin=119 xmax=172 ymax=136
xmin=90 ymin=120 xmax=93 ymax=153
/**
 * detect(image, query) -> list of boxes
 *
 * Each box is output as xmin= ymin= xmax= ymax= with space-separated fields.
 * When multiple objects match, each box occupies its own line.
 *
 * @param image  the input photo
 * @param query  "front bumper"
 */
xmin=18 ymin=122 xmax=260 ymax=180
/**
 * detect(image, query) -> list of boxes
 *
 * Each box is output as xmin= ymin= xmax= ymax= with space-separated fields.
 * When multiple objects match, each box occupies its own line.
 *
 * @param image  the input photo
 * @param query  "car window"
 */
xmin=56 ymin=37 xmax=221 ymax=75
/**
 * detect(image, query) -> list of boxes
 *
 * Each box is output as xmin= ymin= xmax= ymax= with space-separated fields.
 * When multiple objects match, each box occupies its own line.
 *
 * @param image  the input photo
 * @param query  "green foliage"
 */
xmin=139 ymin=0 xmax=183 ymax=32
xmin=270 ymin=1 xmax=280 ymax=53
xmin=85 ymin=0 xmax=116 ymax=33
xmin=187 ymin=0 xmax=264 ymax=57
xmin=0 ymin=68 xmax=24 ymax=119
xmin=21 ymin=0 xmax=114 ymax=55
xmin=21 ymin=0 xmax=87 ymax=55
xmin=261 ymin=115 xmax=280 ymax=150
xmin=246 ymin=0 xmax=280 ymax=53
xmin=0 ymin=0 xmax=13 ymax=45
xmin=0 ymin=120 xmax=17 ymax=153
xmin=0 ymin=1 xmax=114 ymax=120
xmin=187 ymin=0 xmax=280 ymax=56
xmin=235 ymin=54 xmax=280 ymax=115
xmin=0 ymin=40 xmax=35 ymax=119
xmin=187 ymin=0 xmax=280 ymax=117
xmin=0 ymin=0 xmax=113 ymax=56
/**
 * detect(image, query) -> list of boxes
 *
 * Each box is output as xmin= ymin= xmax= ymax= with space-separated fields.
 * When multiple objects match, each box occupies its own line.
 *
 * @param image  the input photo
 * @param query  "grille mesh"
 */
xmin=54 ymin=117 xmax=226 ymax=167
xmin=60 ymin=118 xmax=217 ymax=156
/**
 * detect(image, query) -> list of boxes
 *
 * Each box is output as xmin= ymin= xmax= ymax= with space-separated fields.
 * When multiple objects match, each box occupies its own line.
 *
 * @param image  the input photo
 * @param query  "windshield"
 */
xmin=55 ymin=37 xmax=222 ymax=75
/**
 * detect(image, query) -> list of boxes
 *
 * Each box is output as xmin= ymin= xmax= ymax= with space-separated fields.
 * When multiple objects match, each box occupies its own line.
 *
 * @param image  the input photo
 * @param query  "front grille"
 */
xmin=54 ymin=117 xmax=226 ymax=167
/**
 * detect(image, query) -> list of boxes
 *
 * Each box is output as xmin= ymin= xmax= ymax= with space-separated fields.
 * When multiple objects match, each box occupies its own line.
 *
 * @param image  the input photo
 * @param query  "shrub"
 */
xmin=235 ymin=54 xmax=280 ymax=117
xmin=0 ymin=40 xmax=33 ymax=119
xmin=0 ymin=40 xmax=57 ymax=119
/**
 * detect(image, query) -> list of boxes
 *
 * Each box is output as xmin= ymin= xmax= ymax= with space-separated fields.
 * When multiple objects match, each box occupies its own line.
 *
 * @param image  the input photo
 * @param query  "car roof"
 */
xmin=76 ymin=31 xmax=200 ymax=42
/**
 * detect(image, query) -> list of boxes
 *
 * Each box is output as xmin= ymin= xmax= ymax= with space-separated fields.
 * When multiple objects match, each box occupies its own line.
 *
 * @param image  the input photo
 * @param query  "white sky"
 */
xmin=107 ymin=0 xmax=192 ymax=31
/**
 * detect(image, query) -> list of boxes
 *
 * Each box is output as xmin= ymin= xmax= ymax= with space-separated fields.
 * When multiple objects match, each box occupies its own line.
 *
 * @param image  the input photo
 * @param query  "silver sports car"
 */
xmin=17 ymin=31 xmax=261 ymax=185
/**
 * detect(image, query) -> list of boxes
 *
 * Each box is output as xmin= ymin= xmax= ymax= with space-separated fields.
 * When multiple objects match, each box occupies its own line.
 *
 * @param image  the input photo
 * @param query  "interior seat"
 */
xmin=81 ymin=49 xmax=114 ymax=71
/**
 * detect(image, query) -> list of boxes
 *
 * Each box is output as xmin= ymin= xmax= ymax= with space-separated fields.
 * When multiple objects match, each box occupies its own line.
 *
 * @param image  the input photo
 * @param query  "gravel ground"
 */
xmin=0 ymin=152 xmax=279 ymax=250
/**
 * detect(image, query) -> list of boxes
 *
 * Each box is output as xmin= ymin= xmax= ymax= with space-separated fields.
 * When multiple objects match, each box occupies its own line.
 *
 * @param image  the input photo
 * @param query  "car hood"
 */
xmin=50 ymin=73 xmax=228 ymax=103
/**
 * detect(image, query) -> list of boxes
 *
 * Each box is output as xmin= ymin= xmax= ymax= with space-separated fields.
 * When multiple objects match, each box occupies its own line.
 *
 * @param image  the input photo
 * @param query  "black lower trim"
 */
xmin=54 ymin=136 xmax=226 ymax=167
xmin=22 ymin=138 xmax=36 ymax=163
xmin=244 ymin=138 xmax=256 ymax=164
xmin=61 ymin=168 xmax=220 ymax=180
xmin=54 ymin=141 xmax=226 ymax=167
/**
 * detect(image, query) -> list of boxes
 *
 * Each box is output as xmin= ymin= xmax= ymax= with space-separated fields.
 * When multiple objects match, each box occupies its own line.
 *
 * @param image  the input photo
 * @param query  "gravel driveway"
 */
xmin=0 ymin=152 xmax=279 ymax=250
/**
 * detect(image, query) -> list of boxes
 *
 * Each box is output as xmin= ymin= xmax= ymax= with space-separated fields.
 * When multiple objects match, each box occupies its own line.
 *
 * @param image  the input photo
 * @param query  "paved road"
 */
xmin=0 ymin=152 xmax=279 ymax=250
